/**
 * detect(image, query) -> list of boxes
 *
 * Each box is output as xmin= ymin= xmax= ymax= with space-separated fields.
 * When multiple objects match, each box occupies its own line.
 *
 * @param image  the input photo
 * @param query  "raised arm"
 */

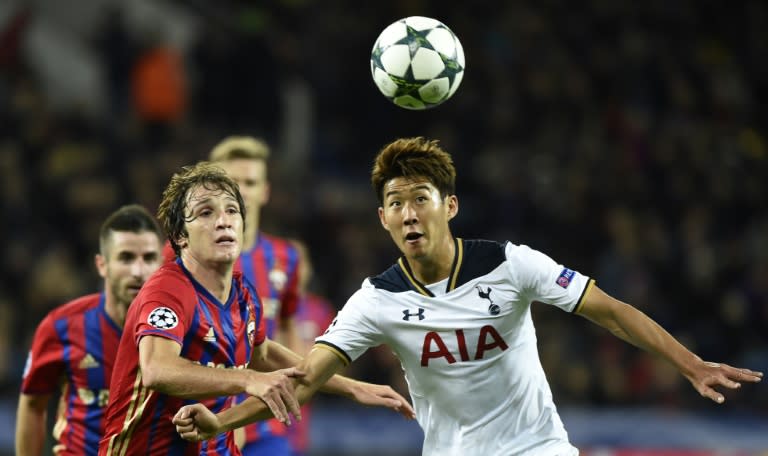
xmin=15 ymin=393 xmax=50 ymax=456
xmin=139 ymin=335 xmax=302 ymax=422
xmin=576 ymin=285 xmax=762 ymax=403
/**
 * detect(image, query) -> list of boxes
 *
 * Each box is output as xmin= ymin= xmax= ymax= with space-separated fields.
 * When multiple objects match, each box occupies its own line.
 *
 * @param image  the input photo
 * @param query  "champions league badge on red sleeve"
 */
xmin=147 ymin=307 xmax=179 ymax=330
xmin=556 ymin=268 xmax=575 ymax=289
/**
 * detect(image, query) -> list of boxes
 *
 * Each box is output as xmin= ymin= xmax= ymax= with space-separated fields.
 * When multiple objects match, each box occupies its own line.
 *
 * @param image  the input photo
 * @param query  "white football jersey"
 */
xmin=316 ymin=239 xmax=593 ymax=456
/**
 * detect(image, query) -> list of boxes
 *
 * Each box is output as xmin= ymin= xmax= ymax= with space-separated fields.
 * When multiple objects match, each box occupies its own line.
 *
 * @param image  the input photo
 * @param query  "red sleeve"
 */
xmin=20 ymin=315 xmax=64 ymax=395
xmin=131 ymin=270 xmax=195 ymax=346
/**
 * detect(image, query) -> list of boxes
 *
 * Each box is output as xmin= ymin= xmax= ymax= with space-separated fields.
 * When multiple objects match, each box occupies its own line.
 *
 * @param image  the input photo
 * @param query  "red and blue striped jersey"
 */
xmin=236 ymin=233 xmax=300 ymax=339
xmin=99 ymin=260 xmax=266 ymax=456
xmin=21 ymin=293 xmax=120 ymax=456
xmin=235 ymin=233 xmax=301 ymax=447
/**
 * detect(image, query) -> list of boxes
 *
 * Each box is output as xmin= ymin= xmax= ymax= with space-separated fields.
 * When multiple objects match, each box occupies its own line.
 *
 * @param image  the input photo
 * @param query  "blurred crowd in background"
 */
xmin=0 ymin=0 xmax=767 ymax=431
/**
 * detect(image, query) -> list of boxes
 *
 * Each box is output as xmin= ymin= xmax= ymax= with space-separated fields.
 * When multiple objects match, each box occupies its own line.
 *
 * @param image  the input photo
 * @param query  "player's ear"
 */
xmin=446 ymin=195 xmax=459 ymax=220
xmin=95 ymin=253 xmax=107 ymax=279
xmin=175 ymin=233 xmax=188 ymax=251
xmin=378 ymin=207 xmax=390 ymax=231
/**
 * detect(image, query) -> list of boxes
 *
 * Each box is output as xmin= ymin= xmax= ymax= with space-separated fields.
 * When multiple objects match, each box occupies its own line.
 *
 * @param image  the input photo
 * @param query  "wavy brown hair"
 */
xmin=371 ymin=137 xmax=456 ymax=204
xmin=157 ymin=162 xmax=246 ymax=256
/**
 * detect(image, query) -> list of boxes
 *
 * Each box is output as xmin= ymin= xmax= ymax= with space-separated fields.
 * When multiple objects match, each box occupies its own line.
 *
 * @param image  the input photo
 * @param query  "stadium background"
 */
xmin=0 ymin=0 xmax=766 ymax=454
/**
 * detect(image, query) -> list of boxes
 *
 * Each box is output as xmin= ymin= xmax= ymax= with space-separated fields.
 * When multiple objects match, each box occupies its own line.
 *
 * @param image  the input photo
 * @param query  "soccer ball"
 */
xmin=370 ymin=16 xmax=465 ymax=110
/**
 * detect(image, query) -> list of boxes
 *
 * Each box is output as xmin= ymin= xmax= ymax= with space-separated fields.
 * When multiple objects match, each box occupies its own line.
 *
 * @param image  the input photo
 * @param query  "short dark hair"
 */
xmin=99 ymin=204 xmax=163 ymax=256
xmin=371 ymin=137 xmax=456 ymax=204
xmin=157 ymin=161 xmax=246 ymax=257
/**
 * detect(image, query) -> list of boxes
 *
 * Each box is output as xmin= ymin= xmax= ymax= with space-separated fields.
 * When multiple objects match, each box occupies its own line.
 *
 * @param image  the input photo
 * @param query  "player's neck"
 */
xmin=408 ymin=236 xmax=456 ymax=285
xmin=181 ymin=256 xmax=234 ymax=303
xmin=103 ymin=292 xmax=127 ymax=328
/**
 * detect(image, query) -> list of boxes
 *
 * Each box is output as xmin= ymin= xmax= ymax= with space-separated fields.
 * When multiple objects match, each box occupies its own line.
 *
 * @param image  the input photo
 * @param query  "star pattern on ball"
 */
xmin=396 ymin=25 xmax=437 ymax=58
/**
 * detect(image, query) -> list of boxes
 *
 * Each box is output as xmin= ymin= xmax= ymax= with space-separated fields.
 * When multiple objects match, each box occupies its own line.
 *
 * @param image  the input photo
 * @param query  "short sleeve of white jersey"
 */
xmin=315 ymin=281 xmax=384 ymax=362
xmin=505 ymin=242 xmax=592 ymax=313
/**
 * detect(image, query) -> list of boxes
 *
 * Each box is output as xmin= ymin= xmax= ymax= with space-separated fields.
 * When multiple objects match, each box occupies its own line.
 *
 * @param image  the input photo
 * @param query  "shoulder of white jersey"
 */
xmin=504 ymin=242 xmax=558 ymax=268
xmin=367 ymin=262 xmax=411 ymax=293
xmin=368 ymin=239 xmax=508 ymax=293
xmin=459 ymin=239 xmax=509 ymax=281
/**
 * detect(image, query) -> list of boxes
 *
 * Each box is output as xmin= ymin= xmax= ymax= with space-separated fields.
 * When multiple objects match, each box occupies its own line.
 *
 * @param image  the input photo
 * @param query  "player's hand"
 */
xmin=348 ymin=381 xmax=416 ymax=420
xmin=684 ymin=357 xmax=762 ymax=404
xmin=173 ymin=404 xmax=220 ymax=442
xmin=245 ymin=367 xmax=305 ymax=425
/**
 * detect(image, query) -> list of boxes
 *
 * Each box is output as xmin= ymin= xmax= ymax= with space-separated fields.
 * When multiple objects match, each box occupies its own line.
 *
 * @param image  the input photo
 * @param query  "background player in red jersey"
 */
xmin=208 ymin=136 xmax=304 ymax=455
xmin=16 ymin=204 xmax=163 ymax=456
xmin=100 ymin=162 xmax=413 ymax=456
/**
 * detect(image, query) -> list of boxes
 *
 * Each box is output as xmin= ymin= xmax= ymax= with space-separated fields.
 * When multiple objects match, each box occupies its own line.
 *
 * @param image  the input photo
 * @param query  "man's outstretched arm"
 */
xmin=251 ymin=339 xmax=410 ymax=403
xmin=173 ymin=345 xmax=415 ymax=441
xmin=139 ymin=335 xmax=303 ymax=422
xmin=576 ymin=285 xmax=763 ymax=403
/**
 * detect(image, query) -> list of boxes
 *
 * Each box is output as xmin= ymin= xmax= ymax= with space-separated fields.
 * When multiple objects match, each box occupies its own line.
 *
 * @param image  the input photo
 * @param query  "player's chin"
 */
xmin=214 ymin=244 xmax=240 ymax=258
xmin=403 ymin=244 xmax=427 ymax=259
xmin=214 ymin=250 xmax=240 ymax=263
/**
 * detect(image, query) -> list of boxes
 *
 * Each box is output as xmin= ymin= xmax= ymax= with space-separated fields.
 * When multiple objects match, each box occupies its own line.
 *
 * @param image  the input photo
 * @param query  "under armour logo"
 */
xmin=403 ymin=308 xmax=425 ymax=321
xmin=476 ymin=286 xmax=500 ymax=315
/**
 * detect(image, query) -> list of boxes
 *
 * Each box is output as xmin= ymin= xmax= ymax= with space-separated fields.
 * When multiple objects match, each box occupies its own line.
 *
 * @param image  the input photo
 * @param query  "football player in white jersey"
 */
xmin=173 ymin=137 xmax=763 ymax=455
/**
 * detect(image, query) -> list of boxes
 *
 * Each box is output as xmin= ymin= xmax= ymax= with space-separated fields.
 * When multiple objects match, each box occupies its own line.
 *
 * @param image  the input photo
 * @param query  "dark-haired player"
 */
xmin=174 ymin=137 xmax=762 ymax=456
xmin=17 ymin=204 xmax=163 ymax=456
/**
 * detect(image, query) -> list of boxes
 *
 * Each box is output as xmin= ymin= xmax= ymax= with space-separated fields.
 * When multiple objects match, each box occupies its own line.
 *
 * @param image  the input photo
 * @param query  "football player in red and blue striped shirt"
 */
xmin=100 ymin=163 xmax=302 ymax=456
xmin=101 ymin=162 xmax=412 ymax=456
xmin=16 ymin=205 xmax=163 ymax=456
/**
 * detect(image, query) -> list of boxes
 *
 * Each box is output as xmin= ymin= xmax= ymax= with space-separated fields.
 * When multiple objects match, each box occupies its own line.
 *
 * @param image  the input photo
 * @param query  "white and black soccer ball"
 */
xmin=370 ymin=16 xmax=465 ymax=110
